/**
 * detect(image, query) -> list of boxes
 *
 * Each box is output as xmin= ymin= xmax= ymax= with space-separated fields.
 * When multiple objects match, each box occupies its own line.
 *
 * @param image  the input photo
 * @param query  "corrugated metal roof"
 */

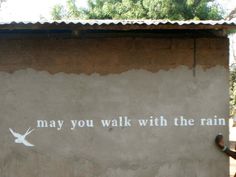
xmin=0 ymin=19 xmax=236 ymax=25
xmin=0 ymin=20 xmax=236 ymax=30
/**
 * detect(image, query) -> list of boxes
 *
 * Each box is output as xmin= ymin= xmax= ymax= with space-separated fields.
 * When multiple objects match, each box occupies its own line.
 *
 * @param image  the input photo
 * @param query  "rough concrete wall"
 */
xmin=0 ymin=37 xmax=230 ymax=177
xmin=0 ymin=37 xmax=229 ymax=73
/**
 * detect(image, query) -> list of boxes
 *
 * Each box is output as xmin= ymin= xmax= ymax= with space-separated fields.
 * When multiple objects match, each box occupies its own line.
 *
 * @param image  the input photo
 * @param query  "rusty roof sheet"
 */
xmin=0 ymin=20 xmax=236 ymax=30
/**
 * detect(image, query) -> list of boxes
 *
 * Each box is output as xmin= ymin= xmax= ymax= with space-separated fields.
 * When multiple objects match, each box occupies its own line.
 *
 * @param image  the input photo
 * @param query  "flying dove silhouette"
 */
xmin=9 ymin=127 xmax=35 ymax=147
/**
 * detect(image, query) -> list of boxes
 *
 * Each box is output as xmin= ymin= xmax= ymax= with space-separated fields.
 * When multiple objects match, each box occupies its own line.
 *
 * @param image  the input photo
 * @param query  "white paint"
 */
xmin=200 ymin=117 xmax=226 ymax=126
xmin=37 ymin=120 xmax=64 ymax=130
xmin=174 ymin=116 xmax=195 ymax=126
xmin=9 ymin=127 xmax=34 ymax=147
xmin=101 ymin=116 xmax=132 ymax=127
xmin=138 ymin=116 xmax=167 ymax=127
xmin=70 ymin=119 xmax=94 ymax=129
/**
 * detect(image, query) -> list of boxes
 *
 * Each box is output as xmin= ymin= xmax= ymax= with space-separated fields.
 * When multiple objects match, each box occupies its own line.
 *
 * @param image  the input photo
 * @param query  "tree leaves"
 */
xmin=51 ymin=0 xmax=224 ymax=21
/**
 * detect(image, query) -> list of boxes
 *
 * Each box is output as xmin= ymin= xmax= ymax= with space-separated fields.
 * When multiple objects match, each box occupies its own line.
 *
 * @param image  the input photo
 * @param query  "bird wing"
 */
xmin=24 ymin=128 xmax=34 ymax=137
xmin=9 ymin=128 xmax=22 ymax=138
xmin=22 ymin=139 xmax=34 ymax=147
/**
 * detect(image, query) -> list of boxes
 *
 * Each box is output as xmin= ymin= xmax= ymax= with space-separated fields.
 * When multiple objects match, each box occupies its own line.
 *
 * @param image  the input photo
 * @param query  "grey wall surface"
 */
xmin=0 ymin=36 xmax=230 ymax=177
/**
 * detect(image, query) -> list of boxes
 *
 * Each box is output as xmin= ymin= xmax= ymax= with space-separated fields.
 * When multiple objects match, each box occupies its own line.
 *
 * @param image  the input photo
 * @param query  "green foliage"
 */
xmin=51 ymin=5 xmax=65 ymax=20
xmin=51 ymin=0 xmax=225 ymax=20
xmin=66 ymin=0 xmax=83 ymax=19
xmin=51 ymin=0 xmax=86 ymax=20
xmin=230 ymin=66 xmax=236 ymax=115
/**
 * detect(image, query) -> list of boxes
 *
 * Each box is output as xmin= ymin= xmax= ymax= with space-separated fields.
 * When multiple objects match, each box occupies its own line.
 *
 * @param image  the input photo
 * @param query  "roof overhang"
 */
xmin=0 ymin=20 xmax=236 ymax=31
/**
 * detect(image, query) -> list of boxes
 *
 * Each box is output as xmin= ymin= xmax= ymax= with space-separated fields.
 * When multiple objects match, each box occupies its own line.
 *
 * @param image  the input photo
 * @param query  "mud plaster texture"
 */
xmin=0 ymin=36 xmax=230 ymax=177
xmin=0 ymin=37 xmax=229 ymax=74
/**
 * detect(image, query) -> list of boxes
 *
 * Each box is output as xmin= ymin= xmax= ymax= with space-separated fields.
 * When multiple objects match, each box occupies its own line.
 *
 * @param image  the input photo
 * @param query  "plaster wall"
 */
xmin=0 ymin=36 xmax=230 ymax=177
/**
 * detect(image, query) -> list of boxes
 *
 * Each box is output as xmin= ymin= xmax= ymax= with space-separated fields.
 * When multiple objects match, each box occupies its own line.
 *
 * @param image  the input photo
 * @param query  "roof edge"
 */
xmin=0 ymin=20 xmax=236 ymax=30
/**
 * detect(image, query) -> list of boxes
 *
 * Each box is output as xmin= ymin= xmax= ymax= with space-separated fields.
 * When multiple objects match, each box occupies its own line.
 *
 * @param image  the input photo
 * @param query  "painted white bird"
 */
xmin=9 ymin=127 xmax=35 ymax=147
